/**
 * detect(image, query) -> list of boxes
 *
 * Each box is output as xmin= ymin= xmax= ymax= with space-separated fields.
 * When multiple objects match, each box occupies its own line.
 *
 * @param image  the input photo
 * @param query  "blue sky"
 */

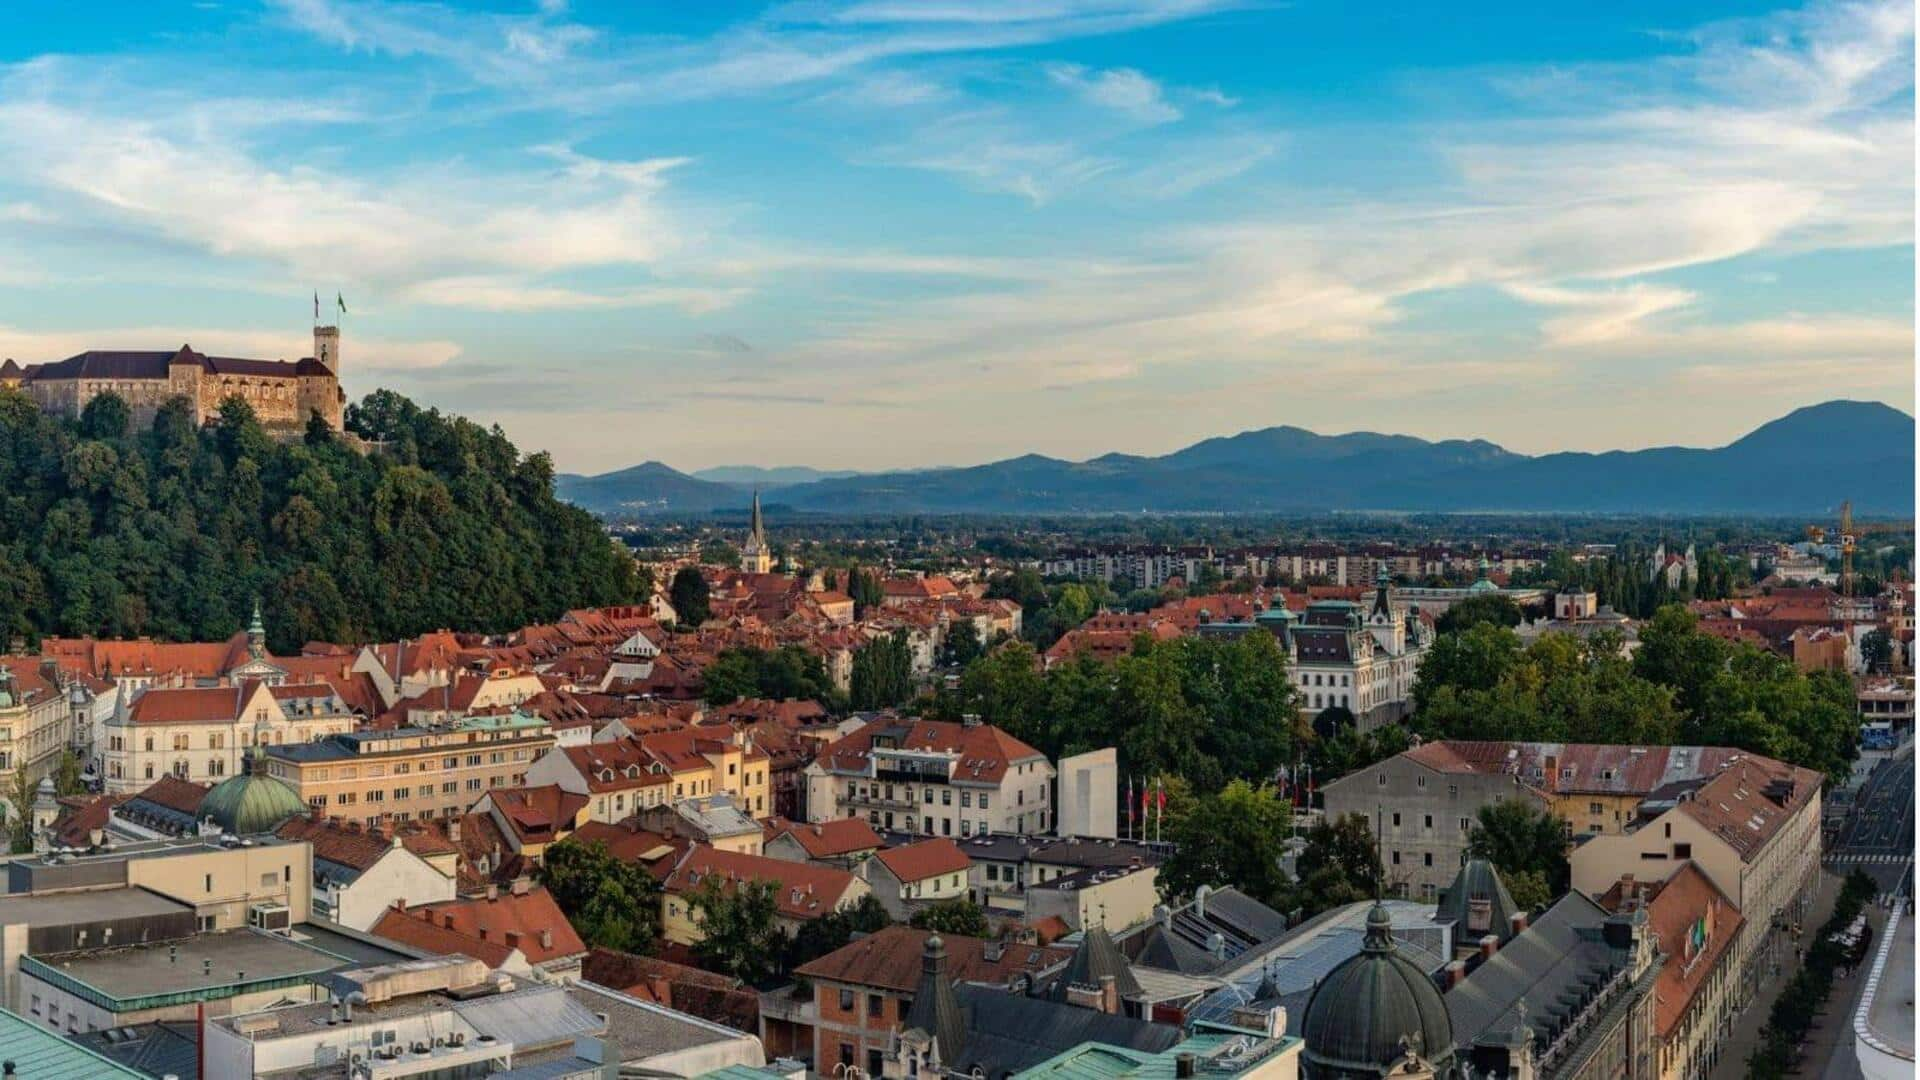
xmin=0 ymin=0 xmax=1911 ymax=473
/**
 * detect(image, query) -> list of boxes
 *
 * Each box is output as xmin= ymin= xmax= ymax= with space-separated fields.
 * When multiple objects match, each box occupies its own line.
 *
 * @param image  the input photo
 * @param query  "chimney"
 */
xmin=1479 ymin=934 xmax=1499 ymax=960
xmin=487 ymin=883 xmax=499 ymax=901
xmin=1543 ymin=755 xmax=1558 ymax=794
xmin=511 ymin=876 xmax=532 ymax=896
xmin=539 ymin=928 xmax=553 ymax=950
xmin=448 ymin=818 xmax=463 ymax=843
xmin=1444 ymin=960 xmax=1468 ymax=989
xmin=1175 ymin=1054 xmax=1198 ymax=1079
xmin=1098 ymin=973 xmax=1119 ymax=1015
xmin=1510 ymin=910 xmax=1529 ymax=935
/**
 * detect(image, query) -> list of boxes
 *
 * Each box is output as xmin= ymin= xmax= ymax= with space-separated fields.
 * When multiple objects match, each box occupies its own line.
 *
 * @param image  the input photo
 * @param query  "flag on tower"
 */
xmin=1126 ymin=775 xmax=1135 ymax=838
xmin=336 ymin=293 xmax=348 ymax=316
xmin=313 ymin=291 xmax=320 ymax=321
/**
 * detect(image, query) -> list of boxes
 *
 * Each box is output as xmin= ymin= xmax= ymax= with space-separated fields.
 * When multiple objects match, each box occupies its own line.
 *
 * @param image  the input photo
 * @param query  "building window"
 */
xmin=1392 ymin=813 xmax=1401 ymax=827
xmin=1423 ymin=814 xmax=1432 ymax=829
xmin=839 ymin=989 xmax=854 ymax=1012
xmin=868 ymin=993 xmax=883 ymax=1018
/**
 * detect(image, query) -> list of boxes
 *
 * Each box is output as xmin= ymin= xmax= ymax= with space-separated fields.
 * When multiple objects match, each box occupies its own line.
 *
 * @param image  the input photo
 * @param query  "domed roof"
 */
xmin=1300 ymin=902 xmax=1455 ymax=1079
xmin=200 ymin=758 xmax=307 ymax=835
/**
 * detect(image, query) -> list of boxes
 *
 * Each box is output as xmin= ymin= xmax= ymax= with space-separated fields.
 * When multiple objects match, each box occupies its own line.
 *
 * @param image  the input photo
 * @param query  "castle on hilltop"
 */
xmin=0 ymin=324 xmax=346 ymax=432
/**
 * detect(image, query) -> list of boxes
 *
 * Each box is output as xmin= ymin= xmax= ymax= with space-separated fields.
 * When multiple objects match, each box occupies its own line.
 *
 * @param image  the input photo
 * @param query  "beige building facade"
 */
xmin=263 ymin=713 xmax=555 ymax=825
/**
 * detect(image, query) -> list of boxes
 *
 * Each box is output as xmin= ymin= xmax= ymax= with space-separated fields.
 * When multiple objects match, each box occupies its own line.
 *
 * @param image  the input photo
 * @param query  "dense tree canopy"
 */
xmin=1466 ymin=799 xmax=1569 ymax=902
xmin=539 ymin=839 xmax=662 ymax=954
xmin=908 ymin=898 xmax=991 ymax=937
xmin=1413 ymin=607 xmax=1857 ymax=784
xmin=689 ymin=878 xmax=787 ymax=985
xmin=946 ymin=632 xmax=1304 ymax=790
xmin=1160 ymin=781 xmax=1293 ymax=905
xmin=850 ymin=630 xmax=915 ymax=709
xmin=0 ymin=388 xmax=640 ymax=650
xmin=703 ymin=645 xmax=841 ymax=706
xmin=1286 ymin=813 xmax=1384 ymax=918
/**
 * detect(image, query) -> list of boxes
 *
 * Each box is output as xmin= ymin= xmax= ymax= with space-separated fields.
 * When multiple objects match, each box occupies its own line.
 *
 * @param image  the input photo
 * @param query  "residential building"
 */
xmin=638 ymin=793 xmax=765 ymax=854
xmin=0 ymin=660 xmax=77 ymax=806
xmin=370 ymin=881 xmax=587 ymax=980
xmin=1325 ymin=740 xmax=1779 ymax=900
xmin=471 ymin=783 xmax=590 ymax=862
xmin=1443 ymin=889 xmax=1661 ymax=1080
xmin=581 ymin=947 xmax=760 ymax=1034
xmin=275 ymin=814 xmax=456 ymax=931
xmin=1598 ymin=865 xmax=1742 ymax=1080
xmin=1570 ymin=752 xmax=1822 ymax=1017
xmin=261 ymin=711 xmax=557 ymax=826
xmin=806 ymin=717 xmax=1056 ymax=837
xmin=524 ymin=727 xmax=772 ymax=824
xmin=661 ymin=846 xmax=870 ymax=947
xmin=863 ymin=838 xmax=972 ymax=920
xmin=763 ymin=816 xmax=883 ymax=869
xmin=781 ymin=926 xmax=1070 ymax=1071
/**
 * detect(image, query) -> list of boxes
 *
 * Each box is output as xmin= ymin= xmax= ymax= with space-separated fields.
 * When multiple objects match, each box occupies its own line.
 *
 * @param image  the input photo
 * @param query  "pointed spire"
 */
xmin=247 ymin=599 xmax=267 ymax=660
xmin=1362 ymin=900 xmax=1398 ymax=953
xmin=909 ymin=932 xmax=967 ymax=1065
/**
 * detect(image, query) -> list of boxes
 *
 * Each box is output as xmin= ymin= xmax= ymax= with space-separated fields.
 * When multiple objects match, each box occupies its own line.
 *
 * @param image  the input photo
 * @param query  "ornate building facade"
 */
xmin=1 ymin=325 xmax=345 ymax=432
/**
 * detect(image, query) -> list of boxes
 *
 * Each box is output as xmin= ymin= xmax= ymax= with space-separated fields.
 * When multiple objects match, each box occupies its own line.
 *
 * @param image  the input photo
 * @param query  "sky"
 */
xmin=0 ymin=0 xmax=1912 ymax=475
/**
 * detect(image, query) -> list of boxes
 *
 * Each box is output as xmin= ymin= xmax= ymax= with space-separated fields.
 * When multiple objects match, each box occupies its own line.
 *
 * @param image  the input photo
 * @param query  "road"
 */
xmin=1828 ymin=745 xmax=1916 ymax=896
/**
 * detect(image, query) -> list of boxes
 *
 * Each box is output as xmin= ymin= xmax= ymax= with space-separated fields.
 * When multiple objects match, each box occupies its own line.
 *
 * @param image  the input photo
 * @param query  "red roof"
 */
xmin=126 ymin=685 xmax=248 ymax=725
xmin=374 ymin=886 xmax=586 ymax=968
xmin=567 ymin=820 xmax=688 ymax=877
xmin=764 ymin=816 xmax=883 ymax=859
xmin=665 ymin=845 xmax=862 ymax=921
xmin=1602 ymin=864 xmax=1743 ymax=1039
xmin=276 ymin=815 xmax=402 ymax=873
xmin=486 ymin=785 xmax=589 ymax=843
xmin=816 ymin=717 xmax=1045 ymax=784
xmin=872 ymin=837 xmax=971 ymax=883
xmin=793 ymin=925 xmax=1068 ymax=992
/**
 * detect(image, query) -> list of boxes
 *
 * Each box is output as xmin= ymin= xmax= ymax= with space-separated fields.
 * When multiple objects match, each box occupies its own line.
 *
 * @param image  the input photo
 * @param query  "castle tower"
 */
xmin=740 ymin=490 xmax=772 ymax=574
xmin=314 ymin=325 xmax=341 ymax=374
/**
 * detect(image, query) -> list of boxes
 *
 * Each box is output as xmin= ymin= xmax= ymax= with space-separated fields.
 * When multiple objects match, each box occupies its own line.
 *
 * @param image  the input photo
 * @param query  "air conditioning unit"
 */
xmin=249 ymin=902 xmax=291 ymax=932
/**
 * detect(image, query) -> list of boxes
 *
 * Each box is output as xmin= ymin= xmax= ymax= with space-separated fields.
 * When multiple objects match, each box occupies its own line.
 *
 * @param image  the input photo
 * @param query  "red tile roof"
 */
xmin=764 ymin=816 xmax=883 ymax=859
xmin=793 ymin=925 xmax=1068 ymax=992
xmin=126 ymin=685 xmax=247 ymax=725
xmin=1601 ymin=864 xmax=1743 ymax=1039
xmin=375 ymin=886 xmax=586 ymax=968
xmin=815 ymin=717 xmax=1045 ymax=784
xmin=873 ymin=837 xmax=971 ymax=883
xmin=128 ymin=775 xmax=211 ymax=815
xmin=486 ymin=785 xmax=589 ymax=844
xmin=1676 ymin=754 xmax=1822 ymax=861
xmin=567 ymin=820 xmax=688 ymax=878
xmin=276 ymin=815 xmax=403 ymax=873
xmin=665 ymin=845 xmax=862 ymax=922
xmin=581 ymin=948 xmax=758 ymax=1032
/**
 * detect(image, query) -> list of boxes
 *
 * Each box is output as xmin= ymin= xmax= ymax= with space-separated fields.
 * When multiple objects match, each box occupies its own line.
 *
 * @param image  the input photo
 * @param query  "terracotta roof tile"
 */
xmin=793 ymin=925 xmax=1068 ymax=992
xmin=375 ymin=886 xmax=585 ymax=968
xmin=665 ymin=845 xmax=862 ymax=922
xmin=873 ymin=837 xmax=971 ymax=883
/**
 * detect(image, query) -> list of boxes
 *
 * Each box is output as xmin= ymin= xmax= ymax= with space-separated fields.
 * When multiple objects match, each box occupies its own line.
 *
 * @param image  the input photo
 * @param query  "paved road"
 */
xmin=1828 ymin=747 xmax=1915 ymax=896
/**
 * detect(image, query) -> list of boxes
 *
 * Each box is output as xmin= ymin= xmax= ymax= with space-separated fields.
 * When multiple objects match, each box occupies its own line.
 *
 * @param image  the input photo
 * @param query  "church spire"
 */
xmin=740 ymin=490 xmax=772 ymax=573
xmin=247 ymin=599 xmax=267 ymax=660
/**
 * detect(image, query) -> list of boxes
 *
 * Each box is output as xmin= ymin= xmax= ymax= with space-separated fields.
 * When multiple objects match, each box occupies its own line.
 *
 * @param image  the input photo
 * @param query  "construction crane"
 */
xmin=1806 ymin=501 xmax=1915 ymax=596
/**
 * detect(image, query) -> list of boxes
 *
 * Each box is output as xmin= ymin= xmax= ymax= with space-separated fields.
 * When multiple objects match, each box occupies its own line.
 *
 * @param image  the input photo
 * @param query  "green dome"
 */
xmin=1301 ymin=903 xmax=1455 ymax=1078
xmin=200 ymin=768 xmax=308 ymax=836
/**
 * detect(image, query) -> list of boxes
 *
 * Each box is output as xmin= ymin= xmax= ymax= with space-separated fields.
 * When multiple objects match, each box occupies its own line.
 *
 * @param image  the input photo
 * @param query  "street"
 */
xmin=1827 ymin=746 xmax=1915 ymax=897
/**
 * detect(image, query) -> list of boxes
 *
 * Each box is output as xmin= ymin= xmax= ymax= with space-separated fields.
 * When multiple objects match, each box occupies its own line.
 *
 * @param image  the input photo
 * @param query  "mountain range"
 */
xmin=554 ymin=400 xmax=1914 ymax=518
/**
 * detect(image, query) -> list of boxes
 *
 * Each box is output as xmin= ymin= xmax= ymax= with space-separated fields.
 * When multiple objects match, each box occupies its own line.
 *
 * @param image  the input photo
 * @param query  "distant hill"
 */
xmin=692 ymin=465 xmax=864 ymax=488
xmin=556 ymin=461 xmax=745 ymax=515
xmin=558 ymin=400 xmax=1914 ymax=517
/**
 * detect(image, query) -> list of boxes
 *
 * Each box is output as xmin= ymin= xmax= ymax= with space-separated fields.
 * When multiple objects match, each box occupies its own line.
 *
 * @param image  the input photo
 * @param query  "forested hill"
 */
xmin=0 ymin=388 xmax=642 ymax=652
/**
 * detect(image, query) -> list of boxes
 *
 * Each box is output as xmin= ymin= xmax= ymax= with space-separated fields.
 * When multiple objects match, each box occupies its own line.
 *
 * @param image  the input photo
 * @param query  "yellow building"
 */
xmin=660 ymin=845 xmax=868 ymax=947
xmin=262 ymin=711 xmax=555 ymax=826
xmin=523 ymin=726 xmax=771 ymax=823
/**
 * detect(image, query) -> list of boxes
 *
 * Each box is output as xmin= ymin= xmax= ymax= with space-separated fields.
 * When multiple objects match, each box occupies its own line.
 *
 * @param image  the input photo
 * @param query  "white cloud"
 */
xmin=1502 ymin=282 xmax=1697 ymax=345
xmin=1046 ymin=63 xmax=1180 ymax=123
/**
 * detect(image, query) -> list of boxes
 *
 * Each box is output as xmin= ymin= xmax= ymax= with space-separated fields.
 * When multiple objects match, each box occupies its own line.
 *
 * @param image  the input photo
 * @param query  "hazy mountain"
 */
xmin=557 ymin=400 xmax=1913 ymax=517
xmin=556 ymin=461 xmax=745 ymax=515
xmin=692 ymin=465 xmax=865 ymax=487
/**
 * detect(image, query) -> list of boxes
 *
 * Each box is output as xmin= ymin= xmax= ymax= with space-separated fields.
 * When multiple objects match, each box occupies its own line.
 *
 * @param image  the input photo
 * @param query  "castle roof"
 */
xmin=22 ymin=347 xmax=330 ymax=381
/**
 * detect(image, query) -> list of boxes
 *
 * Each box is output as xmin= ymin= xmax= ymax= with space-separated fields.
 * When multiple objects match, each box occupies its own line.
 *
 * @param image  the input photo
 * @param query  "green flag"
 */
xmin=336 ymin=293 xmax=347 ymax=315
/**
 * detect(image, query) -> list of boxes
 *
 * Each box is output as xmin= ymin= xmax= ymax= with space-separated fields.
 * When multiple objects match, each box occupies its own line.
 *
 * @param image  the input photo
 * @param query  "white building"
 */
xmin=805 ymin=716 xmax=1056 ymax=837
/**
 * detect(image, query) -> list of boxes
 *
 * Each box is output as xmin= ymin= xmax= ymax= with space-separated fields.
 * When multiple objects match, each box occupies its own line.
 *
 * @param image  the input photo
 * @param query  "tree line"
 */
xmin=0 ymin=388 xmax=642 ymax=651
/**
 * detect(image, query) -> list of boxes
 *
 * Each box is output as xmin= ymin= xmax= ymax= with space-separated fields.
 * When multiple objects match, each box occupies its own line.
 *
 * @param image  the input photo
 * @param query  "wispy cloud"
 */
xmin=1047 ymin=63 xmax=1180 ymax=123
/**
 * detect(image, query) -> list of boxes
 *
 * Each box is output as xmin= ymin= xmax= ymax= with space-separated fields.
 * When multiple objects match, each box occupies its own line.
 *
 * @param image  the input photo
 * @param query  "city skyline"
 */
xmin=0 ymin=0 xmax=1912 ymax=473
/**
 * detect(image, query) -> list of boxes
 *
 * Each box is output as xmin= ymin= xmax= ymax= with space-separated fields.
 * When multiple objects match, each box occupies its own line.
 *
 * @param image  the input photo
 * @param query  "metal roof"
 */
xmin=0 ymin=1005 xmax=147 ymax=1078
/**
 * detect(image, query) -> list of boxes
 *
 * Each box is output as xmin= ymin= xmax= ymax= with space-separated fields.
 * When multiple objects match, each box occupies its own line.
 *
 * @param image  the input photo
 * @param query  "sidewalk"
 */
xmin=1710 ymin=871 xmax=1845 ymax=1080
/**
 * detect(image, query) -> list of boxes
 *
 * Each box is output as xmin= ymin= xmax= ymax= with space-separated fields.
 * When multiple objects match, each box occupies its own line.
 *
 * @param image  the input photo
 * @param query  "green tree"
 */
xmin=851 ymin=631 xmax=915 ymax=710
xmin=670 ymin=566 xmax=711 ymax=626
xmin=4 ymin=768 xmax=34 ymax=853
xmin=689 ymin=877 xmax=787 ymax=984
xmin=787 ymin=893 xmax=890 ymax=969
xmin=79 ymin=392 xmax=130 ymax=441
xmin=1860 ymin=628 xmax=1893 ymax=673
xmin=53 ymin=751 xmax=83 ymax=797
xmin=945 ymin=619 xmax=983 ymax=667
xmin=538 ymin=839 xmax=662 ymax=954
xmin=1435 ymin=593 xmax=1524 ymax=634
xmin=1159 ymin=781 xmax=1292 ymax=905
xmin=909 ymin=898 xmax=990 ymax=938
xmin=1467 ymin=799 xmax=1569 ymax=897
xmin=1284 ymin=813 xmax=1383 ymax=918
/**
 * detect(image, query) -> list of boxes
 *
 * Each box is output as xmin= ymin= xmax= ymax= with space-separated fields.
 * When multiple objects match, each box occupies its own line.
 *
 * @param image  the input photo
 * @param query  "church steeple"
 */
xmin=247 ymin=599 xmax=267 ymax=660
xmin=740 ymin=490 xmax=772 ymax=574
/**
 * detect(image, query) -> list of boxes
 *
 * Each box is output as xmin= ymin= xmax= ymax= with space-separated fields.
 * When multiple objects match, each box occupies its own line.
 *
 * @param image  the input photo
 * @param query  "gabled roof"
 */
xmin=374 ymin=886 xmax=586 ymax=968
xmin=1676 ymin=754 xmax=1822 ymax=861
xmin=1602 ymin=864 xmax=1741 ymax=1039
xmin=664 ymin=845 xmax=861 ymax=921
xmin=793 ymin=925 xmax=1069 ymax=991
xmin=487 ymin=785 xmax=589 ymax=843
xmin=581 ymin=948 xmax=758 ymax=1032
xmin=873 ymin=837 xmax=971 ymax=883
xmin=125 ymin=685 xmax=249 ymax=725
xmin=816 ymin=716 xmax=1046 ymax=783
xmin=765 ymin=816 xmax=883 ymax=859
xmin=276 ymin=815 xmax=403 ymax=883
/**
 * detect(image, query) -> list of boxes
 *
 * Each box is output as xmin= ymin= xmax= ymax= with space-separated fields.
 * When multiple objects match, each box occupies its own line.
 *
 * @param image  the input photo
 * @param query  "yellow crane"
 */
xmin=1807 ymin=501 xmax=1914 ymax=596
